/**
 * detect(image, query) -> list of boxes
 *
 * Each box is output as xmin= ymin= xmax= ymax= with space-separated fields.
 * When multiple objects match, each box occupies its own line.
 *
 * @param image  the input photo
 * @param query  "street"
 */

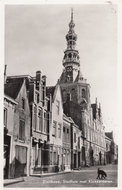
xmin=6 ymin=164 xmax=117 ymax=188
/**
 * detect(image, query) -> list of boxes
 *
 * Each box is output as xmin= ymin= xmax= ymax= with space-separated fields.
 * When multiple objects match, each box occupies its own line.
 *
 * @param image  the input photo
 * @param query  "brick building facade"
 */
xmin=4 ymin=95 xmax=17 ymax=179
xmin=4 ymin=78 xmax=31 ymax=178
xmin=58 ymin=10 xmax=106 ymax=166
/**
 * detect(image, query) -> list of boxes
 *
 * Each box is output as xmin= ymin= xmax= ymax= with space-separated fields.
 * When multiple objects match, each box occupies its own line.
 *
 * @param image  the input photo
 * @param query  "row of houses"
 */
xmin=3 ymin=72 xmax=81 ymax=178
xmin=4 ymin=70 xmax=118 ymax=179
xmin=4 ymin=10 xmax=118 ymax=179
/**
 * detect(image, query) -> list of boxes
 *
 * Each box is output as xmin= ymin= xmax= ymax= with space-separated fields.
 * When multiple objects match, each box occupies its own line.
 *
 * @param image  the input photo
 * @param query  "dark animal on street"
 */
xmin=96 ymin=168 xmax=107 ymax=179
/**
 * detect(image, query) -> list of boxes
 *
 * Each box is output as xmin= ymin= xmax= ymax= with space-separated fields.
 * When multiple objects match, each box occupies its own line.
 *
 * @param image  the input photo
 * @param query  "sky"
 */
xmin=5 ymin=4 xmax=118 ymax=142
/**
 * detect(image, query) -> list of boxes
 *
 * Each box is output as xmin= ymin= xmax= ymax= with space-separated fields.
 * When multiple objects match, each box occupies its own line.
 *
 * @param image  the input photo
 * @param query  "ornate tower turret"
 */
xmin=62 ymin=9 xmax=81 ymax=82
xmin=59 ymin=10 xmax=90 ymax=108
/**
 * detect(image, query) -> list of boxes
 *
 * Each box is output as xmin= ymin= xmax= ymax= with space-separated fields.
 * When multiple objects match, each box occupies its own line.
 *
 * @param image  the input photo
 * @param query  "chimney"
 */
xmin=95 ymin=97 xmax=97 ymax=106
xmin=42 ymin=75 xmax=46 ymax=105
xmin=42 ymin=75 xmax=46 ymax=86
xmin=36 ymin=71 xmax=41 ymax=90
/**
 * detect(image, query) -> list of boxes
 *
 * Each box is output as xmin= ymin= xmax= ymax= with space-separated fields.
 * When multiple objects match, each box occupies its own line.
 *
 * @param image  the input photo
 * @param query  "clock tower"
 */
xmin=59 ymin=9 xmax=90 ymax=109
xmin=62 ymin=9 xmax=81 ymax=83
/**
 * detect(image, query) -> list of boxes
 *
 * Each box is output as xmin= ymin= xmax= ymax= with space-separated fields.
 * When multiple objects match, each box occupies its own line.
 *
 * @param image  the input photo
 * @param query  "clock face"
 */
xmin=66 ymin=66 xmax=73 ymax=82
xmin=66 ymin=66 xmax=72 ymax=72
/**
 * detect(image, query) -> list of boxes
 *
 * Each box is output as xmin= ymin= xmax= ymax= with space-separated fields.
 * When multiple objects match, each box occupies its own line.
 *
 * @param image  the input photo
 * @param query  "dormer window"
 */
xmin=22 ymin=98 xmax=25 ymax=110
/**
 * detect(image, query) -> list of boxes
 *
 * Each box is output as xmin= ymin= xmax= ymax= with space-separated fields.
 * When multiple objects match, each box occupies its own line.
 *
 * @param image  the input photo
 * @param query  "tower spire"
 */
xmin=71 ymin=8 xmax=73 ymax=21
xmin=63 ymin=9 xmax=80 ymax=67
xmin=61 ymin=10 xmax=85 ymax=83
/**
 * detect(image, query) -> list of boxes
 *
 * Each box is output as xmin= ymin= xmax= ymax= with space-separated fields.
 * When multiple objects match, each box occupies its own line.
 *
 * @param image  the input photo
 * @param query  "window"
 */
xmin=67 ymin=128 xmax=70 ymax=141
xmin=56 ymin=100 xmax=60 ymax=115
xmin=35 ymin=92 xmax=39 ymax=103
xmin=63 ymin=90 xmax=67 ymax=102
xmin=58 ymin=123 xmax=61 ymax=138
xmin=44 ymin=112 xmax=48 ymax=133
xmin=74 ymin=133 xmax=76 ymax=143
xmin=67 ymin=128 xmax=69 ymax=134
xmin=78 ymin=137 xmax=80 ymax=149
xmin=82 ymin=89 xmax=86 ymax=98
xmin=70 ymin=41 xmax=72 ymax=45
xmin=71 ymin=88 xmax=76 ymax=100
xmin=38 ymin=109 xmax=43 ymax=131
xmin=42 ymin=85 xmax=45 ymax=103
xmin=4 ymin=108 xmax=7 ymax=127
xmin=34 ymin=106 xmax=37 ymax=130
xmin=52 ymin=121 xmax=57 ymax=137
xmin=63 ymin=126 xmax=65 ymax=133
xmin=69 ymin=36 xmax=72 ymax=40
xmin=19 ymin=120 xmax=25 ymax=140
xmin=68 ymin=53 xmax=72 ymax=58
xmin=22 ymin=98 xmax=25 ymax=109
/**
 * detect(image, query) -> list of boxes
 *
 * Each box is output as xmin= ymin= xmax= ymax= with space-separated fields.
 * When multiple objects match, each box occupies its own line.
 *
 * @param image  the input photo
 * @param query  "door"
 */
xmin=4 ymin=135 xmax=11 ymax=179
xmin=15 ymin=146 xmax=27 ymax=177
xmin=74 ymin=154 xmax=77 ymax=168
xmin=78 ymin=152 xmax=80 ymax=167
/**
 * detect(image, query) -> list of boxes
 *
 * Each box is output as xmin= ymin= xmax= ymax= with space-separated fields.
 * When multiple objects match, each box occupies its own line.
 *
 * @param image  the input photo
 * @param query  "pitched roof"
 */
xmin=63 ymin=100 xmax=82 ymax=130
xmin=105 ymin=132 xmax=113 ymax=140
xmin=4 ymin=78 xmax=24 ymax=99
xmin=58 ymin=71 xmax=67 ymax=83
xmin=74 ymin=70 xmax=86 ymax=83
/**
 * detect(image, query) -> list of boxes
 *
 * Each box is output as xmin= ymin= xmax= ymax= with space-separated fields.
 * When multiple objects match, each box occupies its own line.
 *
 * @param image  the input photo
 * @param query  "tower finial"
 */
xmin=71 ymin=8 xmax=73 ymax=21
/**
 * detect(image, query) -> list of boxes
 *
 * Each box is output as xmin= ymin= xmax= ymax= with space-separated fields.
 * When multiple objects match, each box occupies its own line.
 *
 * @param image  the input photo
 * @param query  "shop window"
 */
xmin=50 ymin=152 xmax=52 ymax=165
xmin=53 ymin=152 xmax=57 ymax=165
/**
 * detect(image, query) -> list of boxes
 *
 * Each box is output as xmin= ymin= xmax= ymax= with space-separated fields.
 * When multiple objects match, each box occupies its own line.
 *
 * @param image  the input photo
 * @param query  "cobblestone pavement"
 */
xmin=6 ymin=164 xmax=118 ymax=188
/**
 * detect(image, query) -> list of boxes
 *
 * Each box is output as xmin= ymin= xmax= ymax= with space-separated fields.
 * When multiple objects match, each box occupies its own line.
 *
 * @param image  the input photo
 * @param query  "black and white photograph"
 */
xmin=2 ymin=0 xmax=120 ymax=188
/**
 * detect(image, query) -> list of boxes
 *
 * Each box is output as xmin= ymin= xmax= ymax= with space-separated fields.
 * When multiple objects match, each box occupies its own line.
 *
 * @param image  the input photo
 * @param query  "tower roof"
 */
xmin=69 ymin=8 xmax=75 ymax=30
xmin=62 ymin=9 xmax=80 ymax=69
xmin=74 ymin=70 xmax=86 ymax=83
xmin=66 ymin=9 xmax=77 ymax=49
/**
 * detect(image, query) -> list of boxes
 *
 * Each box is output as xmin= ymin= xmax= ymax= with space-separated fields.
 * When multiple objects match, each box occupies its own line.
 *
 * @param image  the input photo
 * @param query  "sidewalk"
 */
xmin=4 ymin=170 xmax=72 ymax=186
xmin=4 ymin=177 xmax=24 ymax=186
xmin=29 ymin=170 xmax=72 ymax=178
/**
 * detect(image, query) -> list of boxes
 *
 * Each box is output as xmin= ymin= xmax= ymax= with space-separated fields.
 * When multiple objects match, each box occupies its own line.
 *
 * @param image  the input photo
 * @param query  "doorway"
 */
xmin=4 ymin=135 xmax=11 ymax=179
xmin=74 ymin=154 xmax=77 ymax=168
xmin=15 ymin=146 xmax=27 ymax=177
